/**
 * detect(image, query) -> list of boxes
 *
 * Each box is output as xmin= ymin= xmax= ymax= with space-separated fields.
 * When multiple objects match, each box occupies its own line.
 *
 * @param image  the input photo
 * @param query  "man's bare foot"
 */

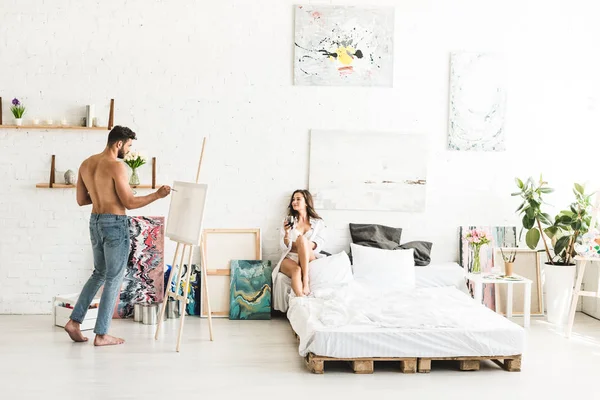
xmin=65 ymin=320 xmax=88 ymax=343
xmin=94 ymin=334 xmax=125 ymax=346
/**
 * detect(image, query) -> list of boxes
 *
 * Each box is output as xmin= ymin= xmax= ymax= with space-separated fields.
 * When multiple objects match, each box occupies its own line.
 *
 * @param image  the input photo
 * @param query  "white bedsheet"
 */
xmin=287 ymin=282 xmax=524 ymax=358
xmin=273 ymin=262 xmax=467 ymax=313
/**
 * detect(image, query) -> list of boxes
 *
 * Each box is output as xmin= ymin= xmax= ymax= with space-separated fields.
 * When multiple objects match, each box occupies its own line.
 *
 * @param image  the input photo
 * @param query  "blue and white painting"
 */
xmin=448 ymin=52 xmax=507 ymax=151
xmin=229 ymin=260 xmax=272 ymax=320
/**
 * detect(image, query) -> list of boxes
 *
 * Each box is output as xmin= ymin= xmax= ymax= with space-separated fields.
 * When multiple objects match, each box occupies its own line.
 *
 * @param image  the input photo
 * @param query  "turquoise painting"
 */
xmin=229 ymin=260 xmax=272 ymax=320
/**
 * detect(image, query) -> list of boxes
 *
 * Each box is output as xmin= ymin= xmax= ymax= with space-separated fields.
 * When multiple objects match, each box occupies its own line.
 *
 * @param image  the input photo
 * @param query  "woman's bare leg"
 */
xmin=280 ymin=258 xmax=303 ymax=297
xmin=296 ymin=237 xmax=316 ymax=295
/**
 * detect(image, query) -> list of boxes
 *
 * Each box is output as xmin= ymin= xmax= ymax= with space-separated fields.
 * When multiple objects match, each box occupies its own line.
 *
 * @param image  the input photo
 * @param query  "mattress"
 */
xmin=287 ymin=283 xmax=524 ymax=358
xmin=273 ymin=262 xmax=468 ymax=313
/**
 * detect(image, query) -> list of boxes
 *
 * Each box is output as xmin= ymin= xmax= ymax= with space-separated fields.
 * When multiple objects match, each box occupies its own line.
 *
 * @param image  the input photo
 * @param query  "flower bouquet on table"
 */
xmin=464 ymin=228 xmax=492 ymax=274
xmin=124 ymin=151 xmax=147 ymax=186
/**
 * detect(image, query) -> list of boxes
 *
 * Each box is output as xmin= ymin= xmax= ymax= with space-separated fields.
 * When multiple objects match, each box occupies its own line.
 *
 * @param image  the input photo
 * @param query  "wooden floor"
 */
xmin=1 ymin=313 xmax=599 ymax=399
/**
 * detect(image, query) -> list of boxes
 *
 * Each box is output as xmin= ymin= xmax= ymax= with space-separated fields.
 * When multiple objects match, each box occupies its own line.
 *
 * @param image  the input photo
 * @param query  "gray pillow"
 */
xmin=398 ymin=241 xmax=433 ymax=266
xmin=349 ymin=223 xmax=402 ymax=250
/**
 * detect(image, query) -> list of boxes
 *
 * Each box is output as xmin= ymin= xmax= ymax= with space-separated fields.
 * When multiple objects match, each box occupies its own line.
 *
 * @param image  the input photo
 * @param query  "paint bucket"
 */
xmin=142 ymin=303 xmax=158 ymax=325
xmin=133 ymin=303 xmax=143 ymax=322
xmin=167 ymin=299 xmax=179 ymax=319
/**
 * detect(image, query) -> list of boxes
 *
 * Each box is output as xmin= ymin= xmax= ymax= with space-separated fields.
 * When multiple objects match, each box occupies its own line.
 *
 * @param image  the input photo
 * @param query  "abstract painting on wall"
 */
xmin=229 ymin=260 xmax=272 ymax=320
xmin=459 ymin=226 xmax=517 ymax=311
xmin=448 ymin=52 xmax=507 ymax=151
xmin=294 ymin=5 xmax=394 ymax=87
xmin=309 ymin=130 xmax=427 ymax=211
xmin=113 ymin=216 xmax=165 ymax=318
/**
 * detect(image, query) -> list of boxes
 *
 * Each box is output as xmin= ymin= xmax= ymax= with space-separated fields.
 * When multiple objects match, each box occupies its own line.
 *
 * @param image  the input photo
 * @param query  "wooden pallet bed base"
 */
xmin=305 ymin=353 xmax=417 ymax=374
xmin=292 ymin=321 xmax=522 ymax=374
xmin=304 ymin=353 xmax=522 ymax=374
xmin=417 ymin=355 xmax=522 ymax=373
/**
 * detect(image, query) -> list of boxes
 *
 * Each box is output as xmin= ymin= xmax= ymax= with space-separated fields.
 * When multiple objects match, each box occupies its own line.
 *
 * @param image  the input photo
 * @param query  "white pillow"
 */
xmin=350 ymin=243 xmax=416 ymax=291
xmin=309 ymin=251 xmax=353 ymax=291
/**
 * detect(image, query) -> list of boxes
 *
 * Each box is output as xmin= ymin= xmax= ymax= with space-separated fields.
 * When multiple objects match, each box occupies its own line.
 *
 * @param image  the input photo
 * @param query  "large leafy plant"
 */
xmin=513 ymin=177 xmax=593 ymax=265
xmin=513 ymin=176 xmax=554 ymax=263
xmin=544 ymin=184 xmax=593 ymax=265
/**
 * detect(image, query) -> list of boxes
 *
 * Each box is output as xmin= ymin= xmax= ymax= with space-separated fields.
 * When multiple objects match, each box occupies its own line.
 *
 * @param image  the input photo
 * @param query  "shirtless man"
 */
xmin=64 ymin=126 xmax=171 ymax=346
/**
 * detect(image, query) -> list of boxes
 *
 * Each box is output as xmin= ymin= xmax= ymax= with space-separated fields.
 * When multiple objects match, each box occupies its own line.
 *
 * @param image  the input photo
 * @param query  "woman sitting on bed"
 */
xmin=278 ymin=189 xmax=326 ymax=297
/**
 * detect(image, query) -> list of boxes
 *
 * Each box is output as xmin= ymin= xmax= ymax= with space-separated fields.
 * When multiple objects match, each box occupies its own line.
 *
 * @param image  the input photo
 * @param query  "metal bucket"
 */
xmin=142 ymin=303 xmax=158 ymax=325
xmin=133 ymin=303 xmax=143 ymax=322
xmin=167 ymin=299 xmax=179 ymax=319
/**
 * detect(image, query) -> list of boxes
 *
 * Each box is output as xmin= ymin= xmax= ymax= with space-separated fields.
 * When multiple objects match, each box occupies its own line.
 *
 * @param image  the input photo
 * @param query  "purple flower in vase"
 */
xmin=12 ymin=98 xmax=20 ymax=106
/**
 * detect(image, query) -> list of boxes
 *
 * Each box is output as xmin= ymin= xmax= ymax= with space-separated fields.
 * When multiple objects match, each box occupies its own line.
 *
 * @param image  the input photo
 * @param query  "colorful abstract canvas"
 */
xmin=113 ymin=217 xmax=165 ymax=318
xmin=459 ymin=226 xmax=517 ymax=311
xmin=164 ymin=263 xmax=201 ymax=316
xmin=229 ymin=260 xmax=272 ymax=320
xmin=294 ymin=5 xmax=394 ymax=86
xmin=448 ymin=52 xmax=507 ymax=151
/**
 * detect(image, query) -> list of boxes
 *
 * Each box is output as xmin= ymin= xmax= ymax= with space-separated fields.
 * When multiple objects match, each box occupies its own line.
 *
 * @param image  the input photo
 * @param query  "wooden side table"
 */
xmin=467 ymin=273 xmax=532 ymax=328
xmin=566 ymin=256 xmax=600 ymax=338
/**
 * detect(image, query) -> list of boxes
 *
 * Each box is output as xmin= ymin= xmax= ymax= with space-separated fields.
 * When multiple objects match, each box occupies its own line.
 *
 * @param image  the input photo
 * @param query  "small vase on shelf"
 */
xmin=471 ymin=246 xmax=482 ymax=274
xmin=129 ymin=168 xmax=140 ymax=186
xmin=15 ymin=118 xmax=23 ymax=126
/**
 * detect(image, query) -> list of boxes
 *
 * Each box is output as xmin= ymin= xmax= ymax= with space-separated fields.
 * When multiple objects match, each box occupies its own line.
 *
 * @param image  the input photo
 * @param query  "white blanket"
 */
xmin=288 ymin=282 xmax=525 ymax=358
xmin=274 ymin=262 xmax=468 ymax=313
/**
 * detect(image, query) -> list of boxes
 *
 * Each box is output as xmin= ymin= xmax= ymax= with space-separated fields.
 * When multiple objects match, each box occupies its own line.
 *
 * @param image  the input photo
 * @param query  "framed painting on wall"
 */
xmin=309 ymin=130 xmax=427 ymax=212
xmin=294 ymin=5 xmax=394 ymax=87
xmin=448 ymin=52 xmax=507 ymax=151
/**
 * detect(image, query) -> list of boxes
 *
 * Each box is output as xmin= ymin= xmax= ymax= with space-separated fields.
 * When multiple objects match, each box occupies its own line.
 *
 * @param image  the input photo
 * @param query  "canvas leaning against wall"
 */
xmin=113 ymin=216 xmax=165 ymax=319
xmin=294 ymin=5 xmax=394 ymax=87
xmin=309 ymin=130 xmax=428 ymax=212
xmin=229 ymin=260 xmax=272 ymax=320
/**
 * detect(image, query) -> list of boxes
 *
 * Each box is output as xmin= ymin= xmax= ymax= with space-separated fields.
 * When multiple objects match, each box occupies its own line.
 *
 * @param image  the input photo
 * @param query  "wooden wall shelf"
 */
xmin=0 ymin=97 xmax=115 ymax=130
xmin=36 ymin=155 xmax=160 ymax=189
xmin=2 ymin=125 xmax=109 ymax=130
xmin=36 ymin=183 xmax=162 ymax=189
xmin=36 ymin=183 xmax=75 ymax=188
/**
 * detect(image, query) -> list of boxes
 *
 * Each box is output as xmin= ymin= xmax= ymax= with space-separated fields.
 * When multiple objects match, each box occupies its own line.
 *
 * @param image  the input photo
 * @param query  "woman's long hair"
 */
xmin=287 ymin=189 xmax=322 ymax=220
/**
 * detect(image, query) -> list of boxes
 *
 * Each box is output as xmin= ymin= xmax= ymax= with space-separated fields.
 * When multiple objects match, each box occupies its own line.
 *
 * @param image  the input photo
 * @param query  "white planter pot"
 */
xmin=14 ymin=118 xmax=23 ymax=126
xmin=544 ymin=263 xmax=576 ymax=325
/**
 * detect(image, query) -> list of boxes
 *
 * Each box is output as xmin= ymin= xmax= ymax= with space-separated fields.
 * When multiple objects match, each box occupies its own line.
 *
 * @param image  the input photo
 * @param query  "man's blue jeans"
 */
xmin=70 ymin=214 xmax=130 ymax=335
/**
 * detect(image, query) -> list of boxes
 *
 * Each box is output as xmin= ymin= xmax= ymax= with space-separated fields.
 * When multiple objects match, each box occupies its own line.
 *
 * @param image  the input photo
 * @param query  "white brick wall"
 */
xmin=1 ymin=0 xmax=600 ymax=313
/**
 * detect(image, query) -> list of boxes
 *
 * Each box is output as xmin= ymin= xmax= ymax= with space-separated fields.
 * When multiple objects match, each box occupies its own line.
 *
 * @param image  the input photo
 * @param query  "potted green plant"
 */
xmin=512 ymin=177 xmax=593 ymax=324
xmin=10 ymin=98 xmax=26 ymax=126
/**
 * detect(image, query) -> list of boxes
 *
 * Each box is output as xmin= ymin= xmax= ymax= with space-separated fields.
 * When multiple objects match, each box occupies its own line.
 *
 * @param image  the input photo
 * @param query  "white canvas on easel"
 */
xmin=165 ymin=181 xmax=209 ymax=246
xmin=155 ymin=136 xmax=213 ymax=352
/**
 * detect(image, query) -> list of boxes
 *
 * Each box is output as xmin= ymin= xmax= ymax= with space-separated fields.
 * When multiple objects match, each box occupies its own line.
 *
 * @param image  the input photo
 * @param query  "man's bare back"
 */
xmin=77 ymin=152 xmax=170 ymax=213
xmin=80 ymin=154 xmax=128 ymax=215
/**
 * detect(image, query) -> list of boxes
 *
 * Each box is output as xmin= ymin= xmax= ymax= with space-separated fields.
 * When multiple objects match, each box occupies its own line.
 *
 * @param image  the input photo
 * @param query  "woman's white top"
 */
xmin=271 ymin=217 xmax=326 ymax=299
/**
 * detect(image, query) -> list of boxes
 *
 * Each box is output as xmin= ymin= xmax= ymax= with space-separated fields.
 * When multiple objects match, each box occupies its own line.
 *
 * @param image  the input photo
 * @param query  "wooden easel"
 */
xmin=154 ymin=137 xmax=213 ymax=352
